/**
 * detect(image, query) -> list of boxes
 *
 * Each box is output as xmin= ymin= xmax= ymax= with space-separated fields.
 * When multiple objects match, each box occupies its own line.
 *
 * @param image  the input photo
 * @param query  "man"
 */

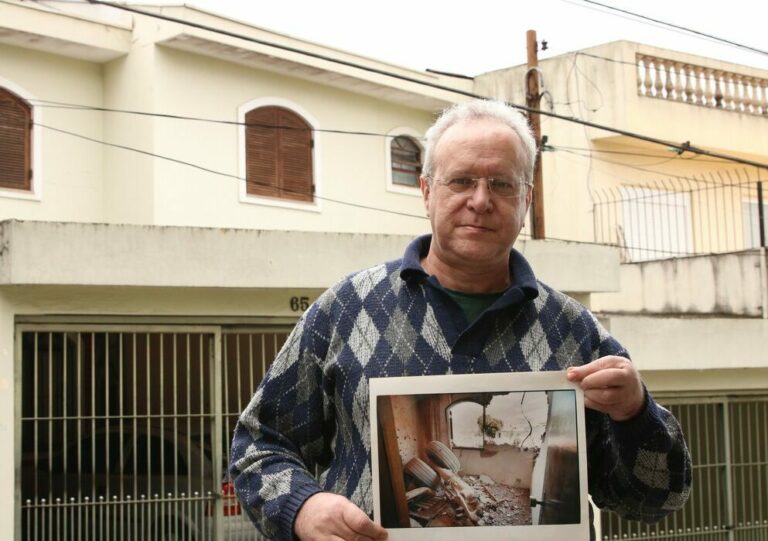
xmin=230 ymin=100 xmax=691 ymax=541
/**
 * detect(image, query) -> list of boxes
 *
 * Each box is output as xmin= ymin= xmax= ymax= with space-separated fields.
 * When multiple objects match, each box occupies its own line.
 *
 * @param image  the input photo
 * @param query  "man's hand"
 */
xmin=566 ymin=356 xmax=645 ymax=421
xmin=294 ymin=492 xmax=388 ymax=541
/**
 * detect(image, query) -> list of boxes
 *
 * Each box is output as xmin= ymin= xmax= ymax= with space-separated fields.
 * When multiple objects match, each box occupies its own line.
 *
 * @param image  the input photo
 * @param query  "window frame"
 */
xmin=384 ymin=127 xmax=424 ymax=196
xmin=238 ymin=98 xmax=321 ymax=213
xmin=446 ymin=399 xmax=486 ymax=450
xmin=742 ymin=198 xmax=768 ymax=249
xmin=0 ymin=79 xmax=42 ymax=201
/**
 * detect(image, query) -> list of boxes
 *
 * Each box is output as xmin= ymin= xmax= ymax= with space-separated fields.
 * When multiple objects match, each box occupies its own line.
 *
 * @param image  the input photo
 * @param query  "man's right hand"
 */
xmin=294 ymin=492 xmax=388 ymax=541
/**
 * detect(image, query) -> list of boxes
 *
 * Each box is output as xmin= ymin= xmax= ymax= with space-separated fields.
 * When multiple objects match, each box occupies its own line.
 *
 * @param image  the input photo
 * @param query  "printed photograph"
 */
xmin=370 ymin=373 xmax=587 ymax=541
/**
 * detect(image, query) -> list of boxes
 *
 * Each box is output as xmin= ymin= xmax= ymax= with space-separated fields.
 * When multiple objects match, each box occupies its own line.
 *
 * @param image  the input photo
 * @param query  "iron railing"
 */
xmin=601 ymin=397 xmax=768 ymax=541
xmin=593 ymin=170 xmax=766 ymax=261
xmin=17 ymin=325 xmax=289 ymax=541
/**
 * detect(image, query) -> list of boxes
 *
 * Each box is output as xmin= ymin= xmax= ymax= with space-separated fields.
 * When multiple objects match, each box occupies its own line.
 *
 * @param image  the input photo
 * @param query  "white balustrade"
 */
xmin=636 ymin=53 xmax=768 ymax=116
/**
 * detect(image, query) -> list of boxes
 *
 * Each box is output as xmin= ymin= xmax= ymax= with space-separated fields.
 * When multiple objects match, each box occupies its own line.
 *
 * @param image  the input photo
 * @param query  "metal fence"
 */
xmin=17 ymin=325 xmax=290 ymax=541
xmin=593 ymin=171 xmax=766 ymax=261
xmin=18 ymin=325 xmax=768 ymax=541
xmin=600 ymin=397 xmax=768 ymax=541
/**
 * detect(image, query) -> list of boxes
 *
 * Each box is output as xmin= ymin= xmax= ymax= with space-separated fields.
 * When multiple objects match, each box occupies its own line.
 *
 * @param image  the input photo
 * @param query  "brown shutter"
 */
xmin=245 ymin=106 xmax=313 ymax=202
xmin=277 ymin=108 xmax=313 ymax=202
xmin=0 ymin=88 xmax=32 ymax=191
xmin=245 ymin=107 xmax=279 ymax=197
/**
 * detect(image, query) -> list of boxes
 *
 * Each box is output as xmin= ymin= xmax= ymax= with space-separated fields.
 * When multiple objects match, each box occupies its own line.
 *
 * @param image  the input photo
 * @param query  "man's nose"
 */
xmin=467 ymin=179 xmax=493 ymax=213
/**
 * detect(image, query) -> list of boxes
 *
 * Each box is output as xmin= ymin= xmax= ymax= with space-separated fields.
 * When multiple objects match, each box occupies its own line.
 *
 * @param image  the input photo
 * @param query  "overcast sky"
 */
xmin=140 ymin=0 xmax=768 ymax=76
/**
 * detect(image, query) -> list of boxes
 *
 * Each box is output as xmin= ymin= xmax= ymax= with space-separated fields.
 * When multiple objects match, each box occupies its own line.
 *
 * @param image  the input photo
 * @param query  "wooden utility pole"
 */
xmin=526 ymin=30 xmax=545 ymax=239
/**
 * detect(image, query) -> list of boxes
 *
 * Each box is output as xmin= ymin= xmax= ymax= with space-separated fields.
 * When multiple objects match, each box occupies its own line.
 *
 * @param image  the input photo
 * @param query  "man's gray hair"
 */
xmin=422 ymin=100 xmax=536 ymax=184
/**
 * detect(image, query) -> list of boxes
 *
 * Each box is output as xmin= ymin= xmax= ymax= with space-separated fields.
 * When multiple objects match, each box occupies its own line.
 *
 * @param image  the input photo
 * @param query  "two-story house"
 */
xmin=477 ymin=42 xmax=768 ymax=540
xmin=0 ymin=3 xmax=625 ymax=540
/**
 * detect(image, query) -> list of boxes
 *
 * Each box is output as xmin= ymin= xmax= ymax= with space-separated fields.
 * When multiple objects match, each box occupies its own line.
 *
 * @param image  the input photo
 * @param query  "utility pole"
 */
xmin=526 ymin=30 xmax=545 ymax=239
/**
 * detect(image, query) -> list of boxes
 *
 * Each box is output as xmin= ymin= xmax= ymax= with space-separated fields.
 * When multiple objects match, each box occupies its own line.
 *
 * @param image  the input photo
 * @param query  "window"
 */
xmin=619 ymin=187 xmax=693 ymax=261
xmin=447 ymin=400 xmax=484 ymax=449
xmin=742 ymin=199 xmax=767 ymax=248
xmin=245 ymin=105 xmax=314 ymax=202
xmin=0 ymin=86 xmax=32 ymax=191
xmin=390 ymin=135 xmax=422 ymax=188
xmin=447 ymin=393 xmax=550 ymax=450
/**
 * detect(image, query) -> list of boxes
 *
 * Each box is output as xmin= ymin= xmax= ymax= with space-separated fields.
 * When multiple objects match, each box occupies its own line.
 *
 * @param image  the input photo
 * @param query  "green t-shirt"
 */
xmin=443 ymin=288 xmax=504 ymax=324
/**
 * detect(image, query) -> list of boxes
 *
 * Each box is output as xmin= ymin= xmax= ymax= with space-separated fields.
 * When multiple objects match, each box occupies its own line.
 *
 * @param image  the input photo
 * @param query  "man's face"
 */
xmin=420 ymin=118 xmax=532 ymax=272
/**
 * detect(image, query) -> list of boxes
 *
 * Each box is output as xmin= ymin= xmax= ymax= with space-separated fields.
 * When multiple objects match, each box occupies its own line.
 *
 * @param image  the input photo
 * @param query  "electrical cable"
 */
xmin=552 ymin=146 xmax=761 ymax=187
xmin=66 ymin=0 xmax=768 ymax=171
xmin=576 ymin=51 xmax=644 ymax=68
xmin=579 ymin=0 xmax=768 ymax=57
xmin=28 ymin=99 xmax=404 ymax=139
xmin=551 ymin=145 xmax=724 ymax=163
xmin=36 ymin=119 xmax=724 ymax=259
xmin=24 ymin=99 xmax=760 ymax=167
xmin=559 ymin=146 xmax=683 ymax=168
xmin=34 ymin=121 xmax=430 ymax=220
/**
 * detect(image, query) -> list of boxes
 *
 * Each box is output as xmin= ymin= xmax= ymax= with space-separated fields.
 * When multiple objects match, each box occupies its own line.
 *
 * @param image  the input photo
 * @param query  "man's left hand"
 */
xmin=566 ymin=356 xmax=645 ymax=421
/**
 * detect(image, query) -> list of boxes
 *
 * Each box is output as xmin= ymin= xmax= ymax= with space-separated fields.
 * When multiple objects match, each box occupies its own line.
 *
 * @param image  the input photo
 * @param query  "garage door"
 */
xmin=17 ymin=324 xmax=290 ymax=541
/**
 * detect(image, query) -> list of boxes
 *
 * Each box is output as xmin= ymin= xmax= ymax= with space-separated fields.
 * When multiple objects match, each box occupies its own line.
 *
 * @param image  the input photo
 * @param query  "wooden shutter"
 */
xmin=245 ymin=106 xmax=313 ymax=202
xmin=245 ymin=107 xmax=279 ymax=198
xmin=0 ymin=88 xmax=32 ymax=191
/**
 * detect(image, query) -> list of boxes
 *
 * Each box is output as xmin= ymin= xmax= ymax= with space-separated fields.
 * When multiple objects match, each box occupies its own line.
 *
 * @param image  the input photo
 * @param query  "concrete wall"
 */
xmin=593 ymin=250 xmax=767 ymax=316
xmin=0 ymin=221 xmax=621 ymax=294
xmin=454 ymin=445 xmax=535 ymax=488
xmin=605 ymin=314 xmax=768 ymax=373
xmin=391 ymin=395 xmax=421 ymax=467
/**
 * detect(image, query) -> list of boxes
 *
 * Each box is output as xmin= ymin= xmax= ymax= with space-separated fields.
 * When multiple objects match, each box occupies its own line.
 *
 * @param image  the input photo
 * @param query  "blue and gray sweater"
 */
xmin=231 ymin=235 xmax=691 ymax=540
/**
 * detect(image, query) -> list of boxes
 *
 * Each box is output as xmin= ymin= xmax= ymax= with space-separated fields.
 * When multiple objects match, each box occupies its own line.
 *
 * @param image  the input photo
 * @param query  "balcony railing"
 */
xmin=637 ymin=53 xmax=768 ymax=116
xmin=593 ymin=169 xmax=766 ymax=261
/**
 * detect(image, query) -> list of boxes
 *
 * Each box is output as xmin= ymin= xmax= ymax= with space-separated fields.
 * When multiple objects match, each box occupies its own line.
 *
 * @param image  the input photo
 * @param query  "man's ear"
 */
xmin=525 ymin=183 xmax=533 ymax=211
xmin=420 ymin=176 xmax=431 ymax=213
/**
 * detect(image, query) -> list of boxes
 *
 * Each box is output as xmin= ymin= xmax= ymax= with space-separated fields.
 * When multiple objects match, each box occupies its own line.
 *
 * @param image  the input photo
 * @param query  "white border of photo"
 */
xmin=370 ymin=371 xmax=589 ymax=541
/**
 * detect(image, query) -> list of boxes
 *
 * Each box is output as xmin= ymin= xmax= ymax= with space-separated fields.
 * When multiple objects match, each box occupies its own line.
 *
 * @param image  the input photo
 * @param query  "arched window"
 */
xmin=0 ymin=87 xmax=32 ymax=191
xmin=447 ymin=400 xmax=484 ymax=449
xmin=245 ymin=106 xmax=314 ymax=202
xmin=390 ymin=135 xmax=422 ymax=188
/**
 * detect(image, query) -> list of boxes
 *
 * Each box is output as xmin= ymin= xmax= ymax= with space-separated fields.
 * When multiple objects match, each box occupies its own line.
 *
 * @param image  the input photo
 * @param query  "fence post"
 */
xmin=759 ymin=181 xmax=768 ymax=319
xmin=758 ymin=181 xmax=765 ymax=248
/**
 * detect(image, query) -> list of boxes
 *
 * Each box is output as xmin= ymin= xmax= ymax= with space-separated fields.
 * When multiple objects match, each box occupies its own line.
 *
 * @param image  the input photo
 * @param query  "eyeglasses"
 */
xmin=429 ymin=176 xmax=530 ymax=199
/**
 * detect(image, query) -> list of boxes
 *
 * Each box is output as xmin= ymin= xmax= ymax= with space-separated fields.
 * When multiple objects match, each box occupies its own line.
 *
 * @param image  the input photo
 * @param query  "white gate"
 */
xmin=600 ymin=397 xmax=768 ymax=541
xmin=16 ymin=324 xmax=290 ymax=541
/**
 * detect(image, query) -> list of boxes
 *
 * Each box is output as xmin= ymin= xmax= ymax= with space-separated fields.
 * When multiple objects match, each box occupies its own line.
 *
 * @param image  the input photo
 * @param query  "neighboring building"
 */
xmin=0 ymin=3 xmax=619 ymax=540
xmin=477 ymin=42 xmax=768 ymax=539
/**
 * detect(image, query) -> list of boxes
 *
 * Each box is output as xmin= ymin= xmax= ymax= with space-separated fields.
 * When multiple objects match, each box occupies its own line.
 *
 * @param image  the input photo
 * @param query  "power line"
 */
xmin=35 ymin=119 xmax=724 ymax=259
xmin=28 ymin=98 xmax=757 ymax=168
xmin=576 ymin=51 xmax=641 ymax=68
xmin=77 ymin=0 xmax=768 ymax=171
xmin=550 ymin=144 xmax=727 ymax=163
xmin=579 ymin=0 xmax=768 ymax=57
xmin=29 ymin=99 xmax=401 ymax=139
xmin=35 ymin=122 xmax=429 ymax=220
xmin=552 ymin=146 xmax=759 ymax=185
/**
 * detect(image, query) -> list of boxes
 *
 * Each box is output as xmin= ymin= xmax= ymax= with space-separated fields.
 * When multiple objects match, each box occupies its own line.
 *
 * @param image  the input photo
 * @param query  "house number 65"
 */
xmin=290 ymin=296 xmax=310 ymax=312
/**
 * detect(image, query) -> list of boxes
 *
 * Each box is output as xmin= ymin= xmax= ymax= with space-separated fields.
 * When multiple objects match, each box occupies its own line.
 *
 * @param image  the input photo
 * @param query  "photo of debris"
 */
xmin=372 ymin=375 xmax=583 ymax=535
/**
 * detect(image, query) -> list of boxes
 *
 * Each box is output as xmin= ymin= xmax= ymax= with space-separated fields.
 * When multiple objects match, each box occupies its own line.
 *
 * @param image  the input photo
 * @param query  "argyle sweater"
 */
xmin=230 ymin=235 xmax=691 ymax=540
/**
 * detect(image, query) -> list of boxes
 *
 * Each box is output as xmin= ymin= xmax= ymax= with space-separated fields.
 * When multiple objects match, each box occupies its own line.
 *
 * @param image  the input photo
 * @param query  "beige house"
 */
xmin=477 ymin=42 xmax=768 ymax=539
xmin=1 ymin=2 xmax=766 ymax=540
